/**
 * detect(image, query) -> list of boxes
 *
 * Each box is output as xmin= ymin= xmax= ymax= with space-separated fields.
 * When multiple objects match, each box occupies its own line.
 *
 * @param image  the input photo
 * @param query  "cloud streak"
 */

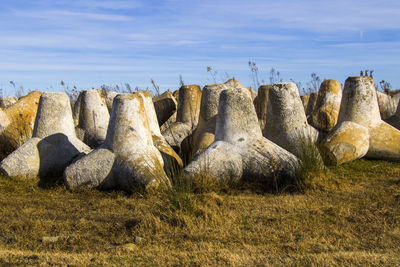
xmin=0 ymin=0 xmax=399 ymax=93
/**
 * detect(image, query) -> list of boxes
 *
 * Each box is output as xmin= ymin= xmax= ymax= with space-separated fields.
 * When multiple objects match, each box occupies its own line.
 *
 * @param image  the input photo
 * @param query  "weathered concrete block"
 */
xmin=319 ymin=121 xmax=369 ymax=165
xmin=153 ymin=90 xmax=177 ymax=127
xmin=0 ymin=92 xmax=90 ymax=181
xmin=103 ymin=90 xmax=118 ymax=113
xmin=377 ymin=91 xmax=397 ymax=120
xmin=385 ymin=98 xmax=400 ymax=130
xmin=73 ymin=90 xmax=110 ymax=148
xmin=337 ymin=76 xmax=380 ymax=128
xmin=263 ymin=82 xmax=319 ymax=157
xmin=305 ymin=92 xmax=317 ymax=118
xmin=138 ymin=91 xmax=183 ymax=173
xmin=0 ymin=97 xmax=17 ymax=109
xmin=162 ymin=85 xmax=202 ymax=150
xmin=253 ymin=85 xmax=271 ymax=130
xmin=0 ymin=91 xmax=42 ymax=157
xmin=184 ymin=87 xmax=299 ymax=185
xmin=322 ymin=76 xmax=400 ymax=164
xmin=64 ymin=93 xmax=170 ymax=192
xmin=192 ymin=83 xmax=228 ymax=156
xmin=300 ymin=95 xmax=309 ymax=112
xmin=310 ymin=79 xmax=342 ymax=132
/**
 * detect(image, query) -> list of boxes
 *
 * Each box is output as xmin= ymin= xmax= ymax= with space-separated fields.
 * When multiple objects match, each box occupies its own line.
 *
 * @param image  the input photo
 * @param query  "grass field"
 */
xmin=0 ymin=159 xmax=399 ymax=266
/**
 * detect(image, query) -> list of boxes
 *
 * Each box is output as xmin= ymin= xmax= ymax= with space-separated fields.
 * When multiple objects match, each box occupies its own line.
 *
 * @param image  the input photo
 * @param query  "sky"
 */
xmin=0 ymin=0 xmax=399 ymax=96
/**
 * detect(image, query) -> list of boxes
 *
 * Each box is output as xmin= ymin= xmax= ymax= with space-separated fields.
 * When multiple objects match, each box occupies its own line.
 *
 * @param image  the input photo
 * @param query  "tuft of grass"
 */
xmin=294 ymin=135 xmax=326 ymax=192
xmin=0 ymin=158 xmax=399 ymax=265
xmin=164 ymin=171 xmax=195 ymax=215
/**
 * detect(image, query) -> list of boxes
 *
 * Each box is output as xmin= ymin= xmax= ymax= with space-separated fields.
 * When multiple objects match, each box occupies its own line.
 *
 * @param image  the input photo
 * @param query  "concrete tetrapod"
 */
xmin=310 ymin=79 xmax=342 ymax=132
xmin=162 ymin=85 xmax=202 ymax=151
xmin=300 ymin=95 xmax=309 ymax=112
xmin=376 ymin=91 xmax=397 ymax=120
xmin=0 ymin=92 xmax=91 ymax=183
xmin=64 ymin=93 xmax=170 ymax=192
xmin=385 ymin=99 xmax=400 ymax=130
xmin=0 ymin=97 xmax=17 ymax=109
xmin=153 ymin=90 xmax=177 ymax=127
xmin=253 ymin=85 xmax=271 ymax=130
xmin=191 ymin=79 xmax=251 ymax=157
xmin=263 ymin=82 xmax=319 ymax=157
xmin=159 ymin=90 xmax=178 ymax=133
xmin=0 ymin=91 xmax=42 ymax=158
xmin=183 ymin=87 xmax=299 ymax=185
xmin=137 ymin=91 xmax=183 ymax=173
xmin=224 ymin=78 xmax=256 ymax=100
xmin=320 ymin=76 xmax=400 ymax=165
xmin=73 ymin=90 xmax=110 ymax=148
xmin=192 ymin=83 xmax=228 ymax=156
xmin=305 ymin=92 xmax=318 ymax=118
xmin=103 ymin=90 xmax=118 ymax=113
xmin=159 ymin=89 xmax=180 ymax=132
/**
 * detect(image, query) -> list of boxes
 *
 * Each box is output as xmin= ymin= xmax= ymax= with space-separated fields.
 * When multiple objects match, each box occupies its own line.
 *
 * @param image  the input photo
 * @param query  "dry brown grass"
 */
xmin=0 ymin=159 xmax=399 ymax=266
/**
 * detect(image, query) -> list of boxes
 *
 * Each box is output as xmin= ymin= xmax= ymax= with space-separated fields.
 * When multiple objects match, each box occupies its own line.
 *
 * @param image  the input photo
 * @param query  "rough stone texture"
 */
xmin=0 ymin=137 xmax=41 ymax=178
xmin=160 ymin=91 xmax=179 ymax=132
xmin=184 ymin=87 xmax=299 ymax=185
xmin=385 ymin=98 xmax=400 ymax=130
xmin=160 ymin=112 xmax=177 ymax=132
xmin=224 ymin=78 xmax=243 ymax=89
xmin=192 ymin=83 xmax=228 ymax=156
xmin=153 ymin=90 xmax=177 ymax=127
xmin=310 ymin=79 xmax=342 ymax=132
xmin=222 ymin=77 xmax=256 ymax=100
xmin=33 ymin=93 xmax=77 ymax=138
xmin=337 ymin=76 xmax=381 ymax=128
xmin=376 ymin=91 xmax=397 ymax=120
xmin=73 ymin=90 xmax=110 ymax=148
xmin=0 ymin=97 xmax=17 ymax=109
xmin=392 ymin=92 xmax=400 ymax=111
xmin=103 ymin=90 xmax=118 ymax=113
xmin=0 ymin=91 xmax=42 ymax=158
xmin=300 ymin=95 xmax=309 ymax=112
xmin=0 ymin=92 xmax=91 ymax=180
xmin=64 ymin=93 xmax=170 ymax=191
xmin=305 ymin=92 xmax=318 ymax=118
xmin=137 ymin=91 xmax=183 ymax=172
xmin=253 ymin=85 xmax=271 ymax=130
xmin=319 ymin=121 xmax=369 ymax=165
xmin=263 ymin=82 xmax=319 ymax=157
xmin=173 ymin=89 xmax=179 ymax=102
xmin=247 ymin=87 xmax=258 ymax=101
xmin=0 ymin=109 xmax=10 ymax=133
xmin=191 ymin=79 xmax=251 ymax=157
xmin=162 ymin=85 xmax=202 ymax=150
xmin=367 ymin=121 xmax=400 ymax=161
xmin=321 ymin=76 xmax=400 ymax=164
xmin=63 ymin=148 xmax=116 ymax=189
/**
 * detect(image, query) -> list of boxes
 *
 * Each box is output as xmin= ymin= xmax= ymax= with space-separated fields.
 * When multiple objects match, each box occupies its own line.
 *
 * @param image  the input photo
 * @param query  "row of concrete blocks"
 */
xmin=1 ymin=76 xmax=400 ymax=192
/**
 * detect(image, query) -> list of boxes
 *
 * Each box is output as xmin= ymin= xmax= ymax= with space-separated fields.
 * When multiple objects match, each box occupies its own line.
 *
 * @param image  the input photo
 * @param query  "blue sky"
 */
xmin=0 ymin=0 xmax=399 ymax=96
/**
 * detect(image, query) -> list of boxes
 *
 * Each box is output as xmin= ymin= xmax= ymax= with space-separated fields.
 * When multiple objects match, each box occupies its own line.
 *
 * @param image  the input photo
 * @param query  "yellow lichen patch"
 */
xmin=194 ymin=131 xmax=215 ymax=155
xmin=153 ymin=90 xmax=174 ymax=102
xmin=311 ymin=79 xmax=341 ymax=132
xmin=176 ymin=85 xmax=202 ymax=124
xmin=321 ymin=79 xmax=342 ymax=96
xmin=319 ymin=122 xmax=369 ymax=165
xmin=0 ymin=91 xmax=42 ymax=157
xmin=367 ymin=122 xmax=400 ymax=161
xmin=253 ymin=85 xmax=271 ymax=129
xmin=315 ymin=106 xmax=340 ymax=131
xmin=152 ymin=135 xmax=183 ymax=167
